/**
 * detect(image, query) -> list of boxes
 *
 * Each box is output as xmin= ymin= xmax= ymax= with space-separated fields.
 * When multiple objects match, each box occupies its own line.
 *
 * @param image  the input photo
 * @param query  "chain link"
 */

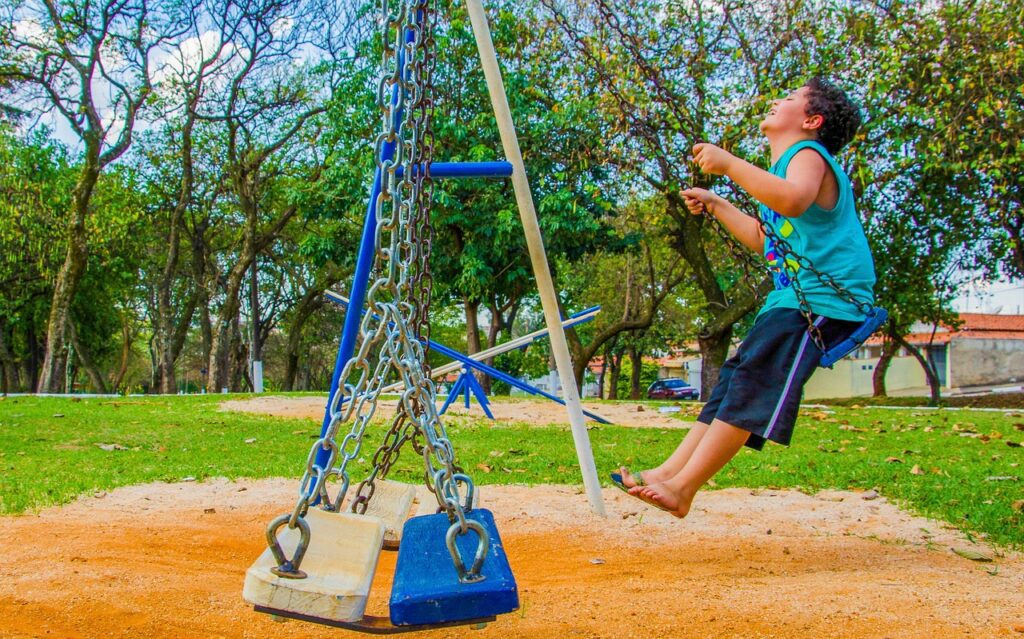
xmin=694 ymin=184 xmax=875 ymax=352
xmin=264 ymin=0 xmax=484 ymax=583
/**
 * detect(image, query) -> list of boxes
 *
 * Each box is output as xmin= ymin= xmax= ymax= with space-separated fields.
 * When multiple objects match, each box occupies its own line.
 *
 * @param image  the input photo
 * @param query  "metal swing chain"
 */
xmin=351 ymin=0 xmax=451 ymax=514
xmin=411 ymin=0 xmax=437 ymax=358
xmin=266 ymin=0 xmax=484 ymax=583
xmin=697 ymin=198 xmax=774 ymax=302
xmin=695 ymin=185 xmax=875 ymax=353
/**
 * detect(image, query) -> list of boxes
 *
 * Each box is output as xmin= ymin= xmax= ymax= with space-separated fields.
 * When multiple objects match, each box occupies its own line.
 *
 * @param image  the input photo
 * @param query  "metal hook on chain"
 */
xmin=266 ymin=513 xmax=311 ymax=580
xmin=445 ymin=519 xmax=489 ymax=584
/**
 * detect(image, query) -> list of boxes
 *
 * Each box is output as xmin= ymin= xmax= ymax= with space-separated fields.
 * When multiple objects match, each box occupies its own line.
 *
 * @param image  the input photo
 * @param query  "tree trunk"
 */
xmin=155 ymin=197 xmax=186 ymax=393
xmin=148 ymin=333 xmax=159 ymax=393
xmin=464 ymin=297 xmax=484 ymax=387
xmin=697 ymin=329 xmax=732 ymax=401
xmin=191 ymin=220 xmax=214 ymax=382
xmin=228 ymin=309 xmax=250 ymax=392
xmin=112 ymin=316 xmax=134 ymax=392
xmin=283 ymin=292 xmax=324 ymax=391
xmin=667 ymin=200 xmax=766 ymax=402
xmin=893 ymin=334 xmax=942 ymax=406
xmin=872 ymin=337 xmax=898 ymax=398
xmin=597 ymin=345 xmax=608 ymax=400
xmin=0 ymin=323 xmax=14 ymax=395
xmin=209 ymin=263 xmax=250 ymax=392
xmin=39 ymin=160 xmax=99 ymax=392
xmin=26 ymin=322 xmax=41 ymax=393
xmin=155 ymin=217 xmax=190 ymax=393
xmin=156 ymin=89 xmax=201 ymax=394
xmin=67 ymin=321 xmax=108 ymax=394
xmin=481 ymin=305 xmax=503 ymax=394
xmin=628 ymin=343 xmax=643 ymax=399
xmin=64 ymin=344 xmax=76 ymax=394
xmin=607 ymin=350 xmax=624 ymax=400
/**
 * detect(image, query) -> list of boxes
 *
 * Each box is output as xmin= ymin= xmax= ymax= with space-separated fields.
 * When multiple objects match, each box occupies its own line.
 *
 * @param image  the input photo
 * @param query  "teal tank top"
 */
xmin=756 ymin=140 xmax=876 ymax=322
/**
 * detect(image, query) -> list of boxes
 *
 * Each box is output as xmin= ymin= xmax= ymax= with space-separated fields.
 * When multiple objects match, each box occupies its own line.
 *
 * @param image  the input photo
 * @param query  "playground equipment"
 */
xmin=244 ymin=0 xmax=604 ymax=632
xmin=323 ymin=291 xmax=611 ymax=423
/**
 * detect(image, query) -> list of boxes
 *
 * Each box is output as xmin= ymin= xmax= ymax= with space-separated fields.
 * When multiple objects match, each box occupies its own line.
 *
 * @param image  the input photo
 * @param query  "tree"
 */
xmin=0 ymin=125 xmax=70 ymax=392
xmin=422 ymin=2 xmax=623 ymax=390
xmin=842 ymin=0 xmax=1014 ymax=402
xmin=559 ymin=197 xmax=695 ymax=388
xmin=537 ymin=0 xmax=840 ymax=396
xmin=140 ymin=11 xmax=244 ymax=394
xmin=190 ymin=0 xmax=363 ymax=391
xmin=0 ymin=0 xmax=192 ymax=391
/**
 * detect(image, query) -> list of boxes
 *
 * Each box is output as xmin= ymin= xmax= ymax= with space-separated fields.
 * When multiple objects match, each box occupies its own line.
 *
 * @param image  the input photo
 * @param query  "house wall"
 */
xmin=803 ymin=355 xmax=927 ymax=400
xmin=949 ymin=338 xmax=1024 ymax=387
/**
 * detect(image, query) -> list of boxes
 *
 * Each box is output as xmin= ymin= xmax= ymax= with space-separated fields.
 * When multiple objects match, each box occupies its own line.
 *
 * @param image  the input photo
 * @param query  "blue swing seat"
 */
xmin=819 ymin=306 xmax=888 ymax=368
xmin=389 ymin=509 xmax=519 ymax=626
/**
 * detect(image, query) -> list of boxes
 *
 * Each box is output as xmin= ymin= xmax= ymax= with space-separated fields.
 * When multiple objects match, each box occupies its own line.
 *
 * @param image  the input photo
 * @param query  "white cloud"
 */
xmin=152 ymin=30 xmax=231 ymax=86
xmin=13 ymin=19 xmax=48 ymax=46
xmin=271 ymin=17 xmax=295 ymax=39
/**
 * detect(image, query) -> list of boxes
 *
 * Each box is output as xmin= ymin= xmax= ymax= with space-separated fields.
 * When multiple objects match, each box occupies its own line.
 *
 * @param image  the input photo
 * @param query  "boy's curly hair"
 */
xmin=804 ymin=77 xmax=862 ymax=154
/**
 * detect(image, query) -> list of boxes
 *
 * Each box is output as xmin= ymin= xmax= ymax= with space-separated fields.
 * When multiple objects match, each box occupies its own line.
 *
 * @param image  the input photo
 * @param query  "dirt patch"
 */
xmin=819 ymin=393 xmax=1024 ymax=410
xmin=1 ymin=478 xmax=1022 ymax=639
xmin=220 ymin=395 xmax=695 ymax=429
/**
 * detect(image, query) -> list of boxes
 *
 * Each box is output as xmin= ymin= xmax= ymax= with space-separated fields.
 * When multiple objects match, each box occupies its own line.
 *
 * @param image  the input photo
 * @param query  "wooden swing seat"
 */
xmin=352 ymin=480 xmax=418 ymax=550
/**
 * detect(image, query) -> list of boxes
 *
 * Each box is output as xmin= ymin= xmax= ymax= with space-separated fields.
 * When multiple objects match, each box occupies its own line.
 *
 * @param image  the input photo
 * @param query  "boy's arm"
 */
xmin=681 ymin=188 xmax=764 ymax=253
xmin=693 ymin=144 xmax=827 ymax=218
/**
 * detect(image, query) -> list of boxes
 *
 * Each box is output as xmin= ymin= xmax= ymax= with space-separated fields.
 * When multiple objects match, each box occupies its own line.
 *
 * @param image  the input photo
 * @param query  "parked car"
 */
xmin=646 ymin=378 xmax=699 ymax=400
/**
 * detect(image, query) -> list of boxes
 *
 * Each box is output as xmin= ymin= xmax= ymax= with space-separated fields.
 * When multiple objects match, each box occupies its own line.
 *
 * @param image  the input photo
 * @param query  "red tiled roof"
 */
xmin=874 ymin=332 xmax=953 ymax=345
xmin=957 ymin=313 xmax=1024 ymax=332
xmin=865 ymin=313 xmax=1024 ymax=346
xmin=957 ymin=330 xmax=1024 ymax=340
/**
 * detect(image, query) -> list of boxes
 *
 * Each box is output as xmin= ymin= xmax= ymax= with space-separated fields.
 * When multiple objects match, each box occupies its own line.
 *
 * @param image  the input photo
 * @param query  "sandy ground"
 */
xmin=2 ymin=397 xmax=1023 ymax=639
xmin=220 ymin=394 xmax=694 ymax=429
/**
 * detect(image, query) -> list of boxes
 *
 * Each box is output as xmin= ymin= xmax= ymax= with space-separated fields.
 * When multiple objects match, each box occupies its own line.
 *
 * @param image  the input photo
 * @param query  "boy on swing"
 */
xmin=614 ymin=77 xmax=877 ymax=518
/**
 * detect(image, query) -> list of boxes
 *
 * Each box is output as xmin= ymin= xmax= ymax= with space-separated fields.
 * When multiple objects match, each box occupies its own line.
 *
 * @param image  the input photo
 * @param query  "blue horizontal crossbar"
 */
xmin=394 ymin=161 xmax=513 ymax=179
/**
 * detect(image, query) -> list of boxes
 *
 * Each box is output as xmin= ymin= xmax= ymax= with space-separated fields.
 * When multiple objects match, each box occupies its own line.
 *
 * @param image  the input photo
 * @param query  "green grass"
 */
xmin=1 ymin=394 xmax=1021 ymax=548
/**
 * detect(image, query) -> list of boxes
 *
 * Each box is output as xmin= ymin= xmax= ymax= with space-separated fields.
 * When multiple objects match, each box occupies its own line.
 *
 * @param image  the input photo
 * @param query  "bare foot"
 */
xmin=627 ymin=482 xmax=694 ymax=519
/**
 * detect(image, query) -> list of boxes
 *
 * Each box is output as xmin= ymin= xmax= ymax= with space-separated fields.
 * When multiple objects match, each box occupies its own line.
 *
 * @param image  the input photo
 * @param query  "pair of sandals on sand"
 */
xmin=609 ymin=467 xmax=673 ymax=515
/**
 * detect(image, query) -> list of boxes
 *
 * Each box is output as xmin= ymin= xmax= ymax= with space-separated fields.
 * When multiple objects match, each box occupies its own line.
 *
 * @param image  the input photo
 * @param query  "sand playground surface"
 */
xmin=2 ymin=396 xmax=1023 ymax=639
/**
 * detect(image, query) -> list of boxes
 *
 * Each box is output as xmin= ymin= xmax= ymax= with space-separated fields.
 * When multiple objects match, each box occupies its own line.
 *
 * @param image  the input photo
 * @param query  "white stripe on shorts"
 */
xmin=763 ymin=316 xmax=826 ymax=440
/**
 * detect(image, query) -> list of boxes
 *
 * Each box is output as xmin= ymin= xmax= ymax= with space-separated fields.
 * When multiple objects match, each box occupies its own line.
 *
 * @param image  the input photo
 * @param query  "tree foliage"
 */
xmin=0 ymin=0 xmax=1016 ymax=400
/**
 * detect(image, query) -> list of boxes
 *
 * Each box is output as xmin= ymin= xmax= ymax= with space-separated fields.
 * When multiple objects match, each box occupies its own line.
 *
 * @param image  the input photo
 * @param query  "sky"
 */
xmin=951 ymin=279 xmax=1024 ymax=315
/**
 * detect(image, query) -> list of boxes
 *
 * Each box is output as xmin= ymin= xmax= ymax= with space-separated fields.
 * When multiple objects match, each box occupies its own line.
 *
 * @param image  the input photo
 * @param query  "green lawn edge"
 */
xmin=1 ymin=394 xmax=1021 ymax=548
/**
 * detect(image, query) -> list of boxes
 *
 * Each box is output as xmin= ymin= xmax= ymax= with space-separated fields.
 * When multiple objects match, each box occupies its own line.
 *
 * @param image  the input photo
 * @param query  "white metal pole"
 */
xmin=464 ymin=0 xmax=606 ymax=517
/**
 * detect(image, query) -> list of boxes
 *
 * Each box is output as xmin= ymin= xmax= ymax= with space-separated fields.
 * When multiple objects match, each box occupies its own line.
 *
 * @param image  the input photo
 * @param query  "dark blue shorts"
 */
xmin=697 ymin=308 xmax=860 ymax=450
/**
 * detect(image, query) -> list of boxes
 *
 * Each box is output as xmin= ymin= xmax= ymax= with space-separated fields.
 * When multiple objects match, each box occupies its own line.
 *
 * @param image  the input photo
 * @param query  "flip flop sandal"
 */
xmin=609 ymin=468 xmax=646 ymax=493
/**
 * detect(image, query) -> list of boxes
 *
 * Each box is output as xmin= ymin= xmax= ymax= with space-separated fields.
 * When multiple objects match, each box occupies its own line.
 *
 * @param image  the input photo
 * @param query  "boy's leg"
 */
xmin=629 ymin=418 xmax=749 ymax=518
xmin=618 ymin=421 xmax=710 ymax=487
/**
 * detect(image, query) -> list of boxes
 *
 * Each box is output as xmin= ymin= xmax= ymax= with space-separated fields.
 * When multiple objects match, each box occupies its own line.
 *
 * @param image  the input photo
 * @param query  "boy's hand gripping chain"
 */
xmin=693 ymin=183 xmax=886 ymax=365
xmin=263 ymin=0 xmax=487 ymax=586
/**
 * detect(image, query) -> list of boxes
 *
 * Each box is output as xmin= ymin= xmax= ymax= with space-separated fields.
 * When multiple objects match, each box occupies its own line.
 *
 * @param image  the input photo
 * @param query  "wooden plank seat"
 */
xmin=243 ymin=508 xmax=386 ymax=623
xmin=352 ymin=480 xmax=418 ymax=550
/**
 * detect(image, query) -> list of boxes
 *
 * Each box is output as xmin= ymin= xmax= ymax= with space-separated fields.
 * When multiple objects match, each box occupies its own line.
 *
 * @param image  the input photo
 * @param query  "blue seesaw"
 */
xmin=323 ymin=291 xmax=612 ymax=425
